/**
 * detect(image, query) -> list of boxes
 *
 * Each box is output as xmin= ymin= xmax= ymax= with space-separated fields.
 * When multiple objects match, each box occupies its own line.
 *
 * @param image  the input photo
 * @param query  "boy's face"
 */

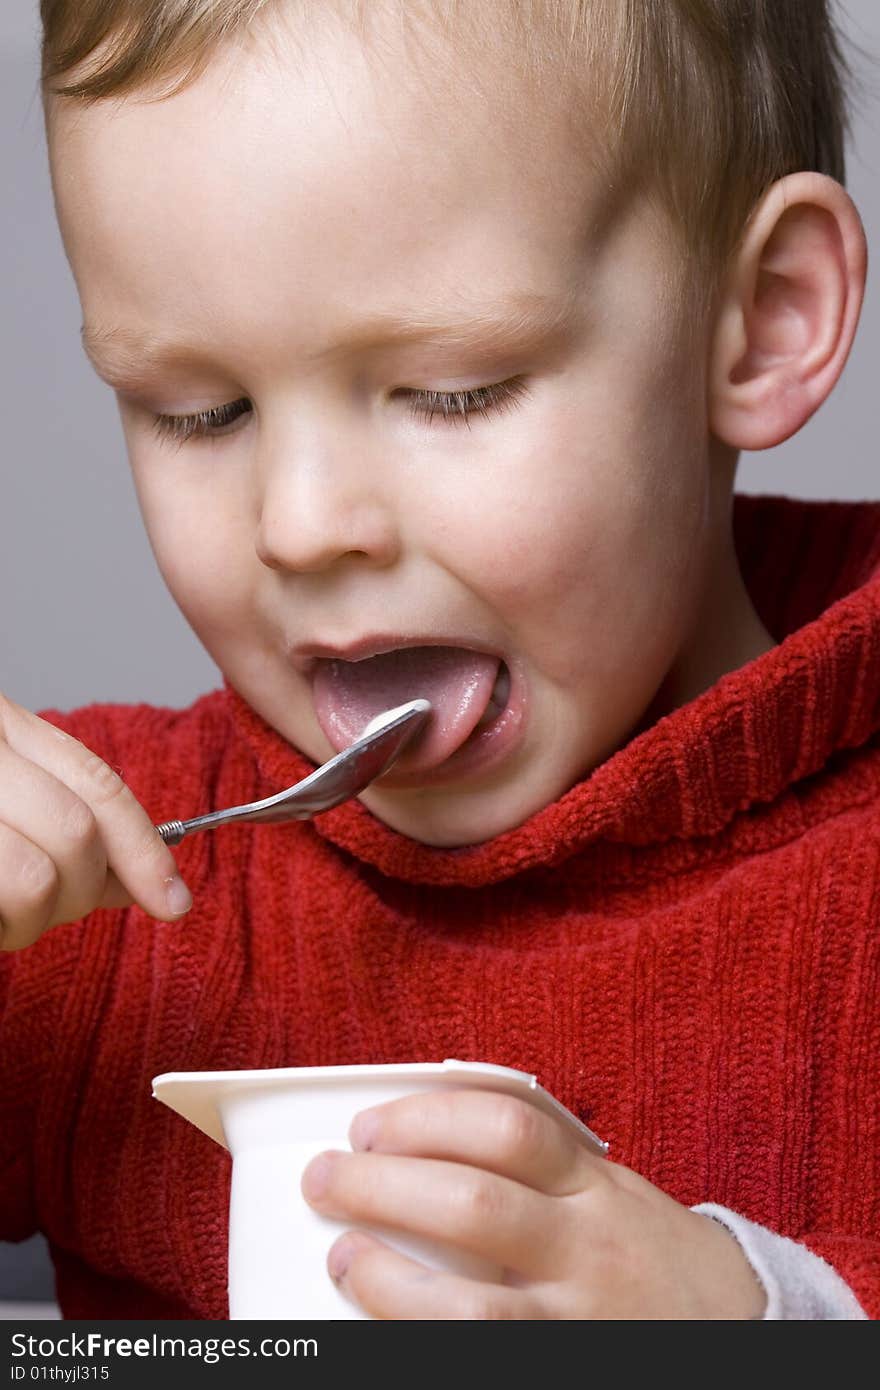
xmin=49 ymin=12 xmax=762 ymax=846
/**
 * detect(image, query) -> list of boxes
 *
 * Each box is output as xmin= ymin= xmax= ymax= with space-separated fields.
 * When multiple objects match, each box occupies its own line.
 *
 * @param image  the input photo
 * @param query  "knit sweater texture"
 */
xmin=1 ymin=492 xmax=879 ymax=1320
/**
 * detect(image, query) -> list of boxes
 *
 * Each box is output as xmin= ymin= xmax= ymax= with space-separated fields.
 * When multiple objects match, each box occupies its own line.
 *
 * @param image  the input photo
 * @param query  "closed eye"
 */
xmin=399 ymin=377 xmax=529 ymax=426
xmin=152 ymin=398 xmax=253 ymax=446
xmin=151 ymin=375 xmax=529 ymax=446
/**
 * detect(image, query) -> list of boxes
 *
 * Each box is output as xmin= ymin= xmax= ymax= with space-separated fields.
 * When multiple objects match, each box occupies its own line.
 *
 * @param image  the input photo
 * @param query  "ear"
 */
xmin=708 ymin=172 xmax=868 ymax=450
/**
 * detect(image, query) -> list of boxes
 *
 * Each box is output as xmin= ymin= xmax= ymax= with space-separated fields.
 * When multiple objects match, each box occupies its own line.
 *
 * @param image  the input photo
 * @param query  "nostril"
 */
xmin=255 ymin=500 xmax=400 ymax=575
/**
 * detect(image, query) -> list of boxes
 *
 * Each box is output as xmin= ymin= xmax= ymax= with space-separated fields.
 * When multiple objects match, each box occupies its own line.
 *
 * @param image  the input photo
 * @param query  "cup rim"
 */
xmin=152 ymin=1058 xmax=607 ymax=1155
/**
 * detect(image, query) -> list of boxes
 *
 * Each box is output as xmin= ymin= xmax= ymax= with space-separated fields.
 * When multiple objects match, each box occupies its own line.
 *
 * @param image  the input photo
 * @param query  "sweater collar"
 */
xmin=225 ymin=493 xmax=880 ymax=887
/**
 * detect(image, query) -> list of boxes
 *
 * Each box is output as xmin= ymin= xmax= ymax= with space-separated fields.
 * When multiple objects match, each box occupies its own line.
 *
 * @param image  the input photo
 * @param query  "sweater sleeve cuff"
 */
xmin=692 ymin=1203 xmax=868 ymax=1320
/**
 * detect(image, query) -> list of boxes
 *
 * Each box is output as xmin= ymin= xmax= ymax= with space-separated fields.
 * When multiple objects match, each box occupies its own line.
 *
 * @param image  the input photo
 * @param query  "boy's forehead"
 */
xmin=49 ymin=2 xmax=616 ymax=231
xmin=48 ymin=5 xmax=680 ymax=363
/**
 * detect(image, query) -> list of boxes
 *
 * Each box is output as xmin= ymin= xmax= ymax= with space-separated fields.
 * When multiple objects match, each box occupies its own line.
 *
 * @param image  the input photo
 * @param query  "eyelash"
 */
xmin=151 ymin=377 xmax=529 ymax=445
xmin=152 ymin=399 xmax=252 ymax=446
xmin=397 ymin=377 xmax=530 ymax=427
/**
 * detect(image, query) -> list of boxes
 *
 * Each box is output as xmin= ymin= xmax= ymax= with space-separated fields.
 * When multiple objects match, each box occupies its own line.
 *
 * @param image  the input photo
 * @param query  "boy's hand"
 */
xmin=301 ymin=1089 xmax=766 ymax=1319
xmin=0 ymin=692 xmax=192 ymax=951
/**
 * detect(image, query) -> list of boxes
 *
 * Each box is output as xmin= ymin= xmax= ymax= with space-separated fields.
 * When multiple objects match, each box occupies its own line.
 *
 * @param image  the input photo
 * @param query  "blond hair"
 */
xmin=39 ymin=1 xmax=857 ymax=300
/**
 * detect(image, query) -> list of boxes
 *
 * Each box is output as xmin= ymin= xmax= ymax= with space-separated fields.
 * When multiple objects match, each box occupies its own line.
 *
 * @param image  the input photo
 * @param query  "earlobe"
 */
xmin=708 ymin=172 xmax=867 ymax=451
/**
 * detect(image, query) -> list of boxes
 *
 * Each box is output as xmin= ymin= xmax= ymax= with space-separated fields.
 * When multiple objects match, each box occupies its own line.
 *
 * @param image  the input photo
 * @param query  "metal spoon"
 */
xmin=154 ymin=698 xmax=431 ymax=846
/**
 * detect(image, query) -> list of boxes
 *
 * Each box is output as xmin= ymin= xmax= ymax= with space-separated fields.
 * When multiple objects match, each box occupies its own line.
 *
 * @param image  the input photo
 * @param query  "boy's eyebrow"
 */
xmin=80 ymin=293 xmax=579 ymax=385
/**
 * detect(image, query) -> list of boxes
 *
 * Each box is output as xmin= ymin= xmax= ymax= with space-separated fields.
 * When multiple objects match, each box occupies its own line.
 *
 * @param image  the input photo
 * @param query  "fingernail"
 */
xmin=349 ymin=1108 xmax=379 ymax=1151
xmin=328 ymin=1238 xmax=353 ymax=1283
xmin=164 ymin=874 xmax=192 ymax=917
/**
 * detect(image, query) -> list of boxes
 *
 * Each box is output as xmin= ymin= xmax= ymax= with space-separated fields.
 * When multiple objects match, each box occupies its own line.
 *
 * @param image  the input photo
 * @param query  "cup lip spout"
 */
xmin=151 ymin=1058 xmax=608 ymax=1156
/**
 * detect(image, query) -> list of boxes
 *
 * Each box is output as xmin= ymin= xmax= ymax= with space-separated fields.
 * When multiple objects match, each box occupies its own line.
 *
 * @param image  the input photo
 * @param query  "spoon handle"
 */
xmin=156 ymin=795 xmax=321 ymax=844
xmin=156 ymin=819 xmax=187 ymax=846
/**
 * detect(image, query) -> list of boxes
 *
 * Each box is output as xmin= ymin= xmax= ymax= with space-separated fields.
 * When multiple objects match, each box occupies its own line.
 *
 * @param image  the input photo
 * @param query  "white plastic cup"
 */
xmin=152 ymin=1058 xmax=606 ymax=1320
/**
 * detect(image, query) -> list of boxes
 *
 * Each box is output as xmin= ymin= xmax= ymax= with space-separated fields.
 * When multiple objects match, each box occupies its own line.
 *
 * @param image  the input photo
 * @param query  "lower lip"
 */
xmin=374 ymin=658 xmax=528 ymax=790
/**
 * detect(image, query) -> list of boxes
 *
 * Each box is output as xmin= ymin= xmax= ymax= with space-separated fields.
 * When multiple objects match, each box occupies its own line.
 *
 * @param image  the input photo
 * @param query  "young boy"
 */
xmin=0 ymin=0 xmax=875 ymax=1318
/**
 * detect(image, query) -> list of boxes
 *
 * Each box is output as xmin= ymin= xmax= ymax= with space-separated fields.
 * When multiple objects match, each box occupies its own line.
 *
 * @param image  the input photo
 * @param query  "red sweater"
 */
xmin=2 ymin=492 xmax=879 ymax=1320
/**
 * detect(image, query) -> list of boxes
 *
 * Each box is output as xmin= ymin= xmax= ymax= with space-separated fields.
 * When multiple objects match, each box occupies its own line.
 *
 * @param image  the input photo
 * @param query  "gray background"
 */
xmin=1 ymin=0 xmax=878 ymax=1314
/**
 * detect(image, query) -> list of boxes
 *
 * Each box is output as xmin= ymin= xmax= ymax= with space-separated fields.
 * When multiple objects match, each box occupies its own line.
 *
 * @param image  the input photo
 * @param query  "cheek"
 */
xmin=128 ymin=446 xmax=255 ymax=629
xmin=421 ymin=364 xmax=707 ymax=681
xmin=427 ymin=398 xmax=701 ymax=609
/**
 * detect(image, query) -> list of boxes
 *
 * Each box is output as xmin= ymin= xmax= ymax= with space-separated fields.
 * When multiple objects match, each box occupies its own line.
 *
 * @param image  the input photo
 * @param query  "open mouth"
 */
xmin=310 ymin=645 xmax=515 ymax=776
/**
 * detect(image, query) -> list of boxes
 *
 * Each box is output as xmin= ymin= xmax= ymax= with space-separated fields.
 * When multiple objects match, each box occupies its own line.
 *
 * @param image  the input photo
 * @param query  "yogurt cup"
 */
xmin=152 ymin=1058 xmax=606 ymax=1320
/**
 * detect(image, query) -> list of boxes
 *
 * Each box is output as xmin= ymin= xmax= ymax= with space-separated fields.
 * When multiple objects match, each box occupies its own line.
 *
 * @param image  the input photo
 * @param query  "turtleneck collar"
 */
xmin=224 ymin=493 xmax=880 ymax=887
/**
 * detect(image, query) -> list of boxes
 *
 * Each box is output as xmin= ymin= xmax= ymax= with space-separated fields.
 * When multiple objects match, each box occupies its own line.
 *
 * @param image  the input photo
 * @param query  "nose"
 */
xmin=254 ymin=427 xmax=401 ymax=574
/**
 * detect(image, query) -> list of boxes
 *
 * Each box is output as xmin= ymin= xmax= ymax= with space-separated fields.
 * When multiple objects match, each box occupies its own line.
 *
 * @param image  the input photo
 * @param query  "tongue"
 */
xmin=311 ymin=646 xmax=501 ymax=772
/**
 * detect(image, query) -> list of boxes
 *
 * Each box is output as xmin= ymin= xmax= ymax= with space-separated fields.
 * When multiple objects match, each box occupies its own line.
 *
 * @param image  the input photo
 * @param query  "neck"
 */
xmin=638 ymin=459 xmax=777 ymax=732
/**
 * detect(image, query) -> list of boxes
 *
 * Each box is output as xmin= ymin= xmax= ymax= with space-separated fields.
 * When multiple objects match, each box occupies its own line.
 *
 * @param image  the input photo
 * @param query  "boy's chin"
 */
xmin=356 ymin=778 xmax=546 ymax=849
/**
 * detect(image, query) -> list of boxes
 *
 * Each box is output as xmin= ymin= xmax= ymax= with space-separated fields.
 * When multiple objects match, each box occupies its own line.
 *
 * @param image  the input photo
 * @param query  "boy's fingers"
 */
xmin=302 ymin=1151 xmax=556 ymax=1278
xmin=348 ymin=1090 xmax=598 ymax=1196
xmin=0 ymin=821 xmax=61 ymax=952
xmin=0 ymin=822 xmax=133 ymax=950
xmin=325 ymin=1230 xmax=545 ymax=1321
xmin=98 ymin=869 xmax=136 ymax=911
xmin=0 ymin=697 xmax=190 ymax=923
xmin=0 ymin=740 xmax=108 ymax=933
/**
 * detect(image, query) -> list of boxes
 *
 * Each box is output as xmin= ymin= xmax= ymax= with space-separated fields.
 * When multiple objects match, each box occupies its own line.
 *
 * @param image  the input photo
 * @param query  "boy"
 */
xmin=0 ymin=0 xmax=875 ymax=1317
